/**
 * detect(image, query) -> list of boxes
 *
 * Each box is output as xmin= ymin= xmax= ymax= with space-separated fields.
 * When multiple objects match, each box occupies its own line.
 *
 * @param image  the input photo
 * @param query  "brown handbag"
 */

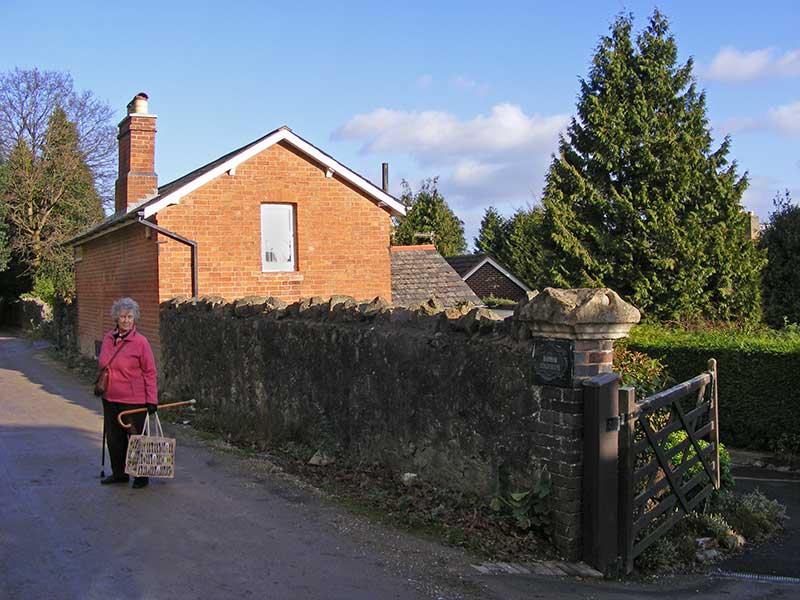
xmin=94 ymin=342 xmax=125 ymax=397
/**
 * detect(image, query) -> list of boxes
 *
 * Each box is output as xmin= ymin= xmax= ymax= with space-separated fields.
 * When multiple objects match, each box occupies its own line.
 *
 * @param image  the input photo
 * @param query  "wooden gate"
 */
xmin=583 ymin=359 xmax=720 ymax=575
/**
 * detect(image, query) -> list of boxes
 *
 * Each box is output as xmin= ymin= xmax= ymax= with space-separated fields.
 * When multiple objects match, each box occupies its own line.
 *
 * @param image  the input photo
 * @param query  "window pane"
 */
xmin=261 ymin=204 xmax=295 ymax=271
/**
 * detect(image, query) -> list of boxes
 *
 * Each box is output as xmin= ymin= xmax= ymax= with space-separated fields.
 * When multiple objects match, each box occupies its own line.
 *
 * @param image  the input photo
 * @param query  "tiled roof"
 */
xmin=391 ymin=246 xmax=482 ymax=307
xmin=67 ymin=126 xmax=404 ymax=246
xmin=445 ymin=253 xmax=486 ymax=277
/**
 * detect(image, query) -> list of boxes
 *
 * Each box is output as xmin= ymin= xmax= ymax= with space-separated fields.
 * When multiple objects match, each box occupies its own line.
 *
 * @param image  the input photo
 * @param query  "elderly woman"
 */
xmin=98 ymin=297 xmax=158 ymax=489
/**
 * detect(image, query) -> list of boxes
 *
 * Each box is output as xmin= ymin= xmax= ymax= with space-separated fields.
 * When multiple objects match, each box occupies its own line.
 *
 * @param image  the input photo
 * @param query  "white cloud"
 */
xmin=767 ymin=101 xmax=800 ymax=136
xmin=741 ymin=176 xmax=788 ymax=221
xmin=451 ymin=159 xmax=503 ymax=186
xmin=777 ymin=50 xmax=800 ymax=75
xmin=714 ymin=100 xmax=800 ymax=137
xmin=334 ymin=103 xmax=569 ymax=166
xmin=706 ymin=46 xmax=800 ymax=83
xmin=334 ymin=104 xmax=568 ymax=241
xmin=716 ymin=116 xmax=760 ymax=134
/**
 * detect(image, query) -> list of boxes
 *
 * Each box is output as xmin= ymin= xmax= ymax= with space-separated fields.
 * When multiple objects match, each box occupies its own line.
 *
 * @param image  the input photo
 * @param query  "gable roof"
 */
xmin=445 ymin=253 xmax=531 ymax=292
xmin=391 ymin=245 xmax=482 ymax=308
xmin=68 ymin=126 xmax=405 ymax=246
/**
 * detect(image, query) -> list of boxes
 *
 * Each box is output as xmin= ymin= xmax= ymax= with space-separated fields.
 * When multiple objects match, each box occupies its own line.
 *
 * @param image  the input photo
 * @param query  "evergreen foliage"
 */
xmin=475 ymin=205 xmax=549 ymax=290
xmin=3 ymin=106 xmax=103 ymax=298
xmin=760 ymin=191 xmax=800 ymax=328
xmin=506 ymin=207 xmax=548 ymax=290
xmin=475 ymin=206 xmax=510 ymax=261
xmin=540 ymin=11 xmax=764 ymax=323
xmin=393 ymin=177 xmax=467 ymax=256
xmin=624 ymin=322 xmax=800 ymax=450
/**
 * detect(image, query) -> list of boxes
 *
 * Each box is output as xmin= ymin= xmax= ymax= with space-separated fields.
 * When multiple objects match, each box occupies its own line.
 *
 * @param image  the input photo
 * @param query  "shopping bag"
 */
xmin=125 ymin=413 xmax=176 ymax=478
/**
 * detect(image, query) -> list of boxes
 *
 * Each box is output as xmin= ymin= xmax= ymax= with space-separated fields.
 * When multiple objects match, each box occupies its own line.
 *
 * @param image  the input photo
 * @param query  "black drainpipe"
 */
xmin=137 ymin=212 xmax=198 ymax=298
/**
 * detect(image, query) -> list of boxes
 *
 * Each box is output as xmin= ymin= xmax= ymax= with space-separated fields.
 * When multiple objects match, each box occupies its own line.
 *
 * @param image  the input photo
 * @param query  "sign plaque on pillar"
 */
xmin=531 ymin=338 xmax=574 ymax=387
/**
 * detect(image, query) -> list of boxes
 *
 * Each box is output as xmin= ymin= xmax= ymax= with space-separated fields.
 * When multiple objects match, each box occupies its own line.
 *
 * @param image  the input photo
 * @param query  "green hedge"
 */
xmin=622 ymin=324 xmax=800 ymax=451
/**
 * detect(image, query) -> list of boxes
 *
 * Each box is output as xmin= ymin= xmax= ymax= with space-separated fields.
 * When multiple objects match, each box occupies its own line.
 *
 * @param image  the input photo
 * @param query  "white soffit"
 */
xmin=142 ymin=129 xmax=406 ymax=218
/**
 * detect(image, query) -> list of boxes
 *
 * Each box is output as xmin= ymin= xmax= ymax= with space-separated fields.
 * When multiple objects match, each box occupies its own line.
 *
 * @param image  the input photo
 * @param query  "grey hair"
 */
xmin=111 ymin=297 xmax=141 ymax=322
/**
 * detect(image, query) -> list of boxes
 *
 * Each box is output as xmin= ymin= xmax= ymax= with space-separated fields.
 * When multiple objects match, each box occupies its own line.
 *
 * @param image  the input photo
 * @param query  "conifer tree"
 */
xmin=760 ymin=191 xmax=800 ymax=328
xmin=4 ymin=106 xmax=103 ymax=298
xmin=475 ymin=206 xmax=510 ymax=261
xmin=506 ymin=206 xmax=548 ymax=290
xmin=393 ymin=178 xmax=467 ymax=256
xmin=541 ymin=11 xmax=764 ymax=323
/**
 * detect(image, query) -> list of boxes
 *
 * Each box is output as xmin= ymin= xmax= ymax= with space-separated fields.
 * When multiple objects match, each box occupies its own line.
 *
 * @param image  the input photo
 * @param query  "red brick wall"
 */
xmin=466 ymin=262 xmax=527 ymax=302
xmin=75 ymin=223 xmax=160 ymax=357
xmin=115 ymin=114 xmax=158 ymax=213
xmin=156 ymin=141 xmax=392 ymax=303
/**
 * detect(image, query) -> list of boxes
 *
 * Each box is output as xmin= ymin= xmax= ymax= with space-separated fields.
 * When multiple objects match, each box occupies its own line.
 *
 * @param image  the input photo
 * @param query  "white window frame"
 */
xmin=260 ymin=203 xmax=296 ymax=272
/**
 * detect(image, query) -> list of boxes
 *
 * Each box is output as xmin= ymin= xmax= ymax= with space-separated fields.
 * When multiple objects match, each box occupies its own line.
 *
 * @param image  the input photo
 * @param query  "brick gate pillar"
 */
xmin=515 ymin=288 xmax=640 ymax=559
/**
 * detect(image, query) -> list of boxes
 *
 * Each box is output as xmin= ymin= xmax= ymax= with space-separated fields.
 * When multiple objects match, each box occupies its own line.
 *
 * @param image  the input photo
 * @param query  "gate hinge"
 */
xmin=609 ymin=412 xmax=636 ymax=431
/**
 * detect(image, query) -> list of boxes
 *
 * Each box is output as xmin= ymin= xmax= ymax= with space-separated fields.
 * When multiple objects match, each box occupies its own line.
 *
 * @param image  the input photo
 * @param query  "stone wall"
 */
xmin=159 ymin=289 xmax=639 ymax=558
xmin=52 ymin=298 xmax=78 ymax=351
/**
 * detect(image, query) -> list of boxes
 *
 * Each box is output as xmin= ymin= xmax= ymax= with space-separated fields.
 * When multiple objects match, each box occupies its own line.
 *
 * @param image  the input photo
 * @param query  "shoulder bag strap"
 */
xmin=105 ymin=339 xmax=126 ymax=368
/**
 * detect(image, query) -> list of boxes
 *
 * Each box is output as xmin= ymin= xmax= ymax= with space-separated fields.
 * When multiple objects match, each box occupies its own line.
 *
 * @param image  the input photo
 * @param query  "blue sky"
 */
xmin=2 ymin=0 xmax=798 ymax=248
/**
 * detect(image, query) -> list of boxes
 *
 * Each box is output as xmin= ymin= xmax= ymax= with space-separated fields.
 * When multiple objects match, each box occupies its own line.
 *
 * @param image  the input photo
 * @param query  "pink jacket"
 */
xmin=98 ymin=327 xmax=158 ymax=405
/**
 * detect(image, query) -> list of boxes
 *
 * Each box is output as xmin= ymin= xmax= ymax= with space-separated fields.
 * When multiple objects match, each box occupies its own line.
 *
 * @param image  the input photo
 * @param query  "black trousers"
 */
xmin=102 ymin=400 xmax=147 ymax=478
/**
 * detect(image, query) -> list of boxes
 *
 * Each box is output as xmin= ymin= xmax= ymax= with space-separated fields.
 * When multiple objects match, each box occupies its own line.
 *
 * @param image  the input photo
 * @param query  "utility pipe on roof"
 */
xmin=136 ymin=212 xmax=198 ymax=298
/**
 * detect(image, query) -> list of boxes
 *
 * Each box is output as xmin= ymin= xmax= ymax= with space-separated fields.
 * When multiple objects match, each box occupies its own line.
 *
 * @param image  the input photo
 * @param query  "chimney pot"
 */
xmin=128 ymin=92 xmax=150 ymax=115
xmin=116 ymin=92 xmax=157 ymax=213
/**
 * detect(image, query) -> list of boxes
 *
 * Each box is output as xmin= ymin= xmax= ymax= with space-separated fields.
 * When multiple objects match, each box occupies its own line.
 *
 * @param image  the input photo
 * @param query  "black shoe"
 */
xmin=101 ymin=474 xmax=129 ymax=485
xmin=132 ymin=477 xmax=149 ymax=489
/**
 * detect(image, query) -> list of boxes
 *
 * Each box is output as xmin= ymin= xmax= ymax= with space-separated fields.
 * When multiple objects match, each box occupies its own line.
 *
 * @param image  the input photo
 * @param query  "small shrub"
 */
xmin=769 ymin=432 xmax=800 ymax=462
xmin=713 ymin=490 xmax=786 ymax=542
xmin=636 ymin=536 xmax=679 ymax=573
xmin=489 ymin=477 xmax=551 ymax=533
xmin=481 ymin=294 xmax=518 ymax=308
xmin=680 ymin=511 xmax=734 ymax=541
xmin=666 ymin=431 xmax=735 ymax=493
xmin=20 ymin=273 xmax=57 ymax=308
xmin=614 ymin=346 xmax=672 ymax=399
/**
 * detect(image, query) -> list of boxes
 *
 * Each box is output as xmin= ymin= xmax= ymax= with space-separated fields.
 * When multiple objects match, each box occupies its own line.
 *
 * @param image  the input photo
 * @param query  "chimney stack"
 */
xmin=382 ymin=162 xmax=389 ymax=193
xmin=115 ymin=92 xmax=158 ymax=214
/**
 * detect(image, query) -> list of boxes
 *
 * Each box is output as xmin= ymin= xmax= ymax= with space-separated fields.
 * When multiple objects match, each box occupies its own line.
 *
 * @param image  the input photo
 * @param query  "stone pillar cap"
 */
xmin=518 ymin=287 xmax=640 ymax=340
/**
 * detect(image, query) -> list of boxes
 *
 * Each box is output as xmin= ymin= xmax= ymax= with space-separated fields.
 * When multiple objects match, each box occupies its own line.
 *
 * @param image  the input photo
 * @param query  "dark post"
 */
xmin=583 ymin=372 xmax=621 ymax=575
xmin=618 ymin=386 xmax=637 ymax=573
xmin=709 ymin=358 xmax=720 ymax=489
xmin=382 ymin=162 xmax=389 ymax=192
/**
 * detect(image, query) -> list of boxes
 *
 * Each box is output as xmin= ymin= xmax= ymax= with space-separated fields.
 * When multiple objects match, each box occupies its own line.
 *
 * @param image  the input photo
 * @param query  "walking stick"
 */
xmin=117 ymin=399 xmax=197 ymax=429
xmin=100 ymin=420 xmax=106 ymax=477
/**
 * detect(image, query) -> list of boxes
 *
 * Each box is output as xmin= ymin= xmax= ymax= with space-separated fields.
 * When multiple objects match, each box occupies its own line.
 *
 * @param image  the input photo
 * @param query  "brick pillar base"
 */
xmin=516 ymin=288 xmax=640 ymax=559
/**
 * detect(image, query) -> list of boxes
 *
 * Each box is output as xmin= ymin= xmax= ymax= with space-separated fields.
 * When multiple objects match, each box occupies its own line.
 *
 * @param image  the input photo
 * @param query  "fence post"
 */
xmin=708 ymin=358 xmax=720 ymax=490
xmin=583 ymin=372 xmax=621 ymax=575
xmin=618 ymin=386 xmax=637 ymax=574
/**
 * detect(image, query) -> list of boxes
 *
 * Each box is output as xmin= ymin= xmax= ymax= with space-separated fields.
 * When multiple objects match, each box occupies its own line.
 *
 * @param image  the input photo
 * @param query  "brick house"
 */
xmin=390 ymin=245 xmax=482 ymax=307
xmin=68 ymin=93 xmax=404 ymax=358
xmin=445 ymin=254 xmax=530 ymax=303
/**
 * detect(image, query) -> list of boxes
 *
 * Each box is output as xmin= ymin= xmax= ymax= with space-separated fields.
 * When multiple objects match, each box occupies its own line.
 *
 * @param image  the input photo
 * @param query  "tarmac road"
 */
xmin=0 ymin=331 xmax=797 ymax=600
xmin=0 ymin=333 xmax=478 ymax=600
xmin=717 ymin=466 xmax=800 ymax=578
